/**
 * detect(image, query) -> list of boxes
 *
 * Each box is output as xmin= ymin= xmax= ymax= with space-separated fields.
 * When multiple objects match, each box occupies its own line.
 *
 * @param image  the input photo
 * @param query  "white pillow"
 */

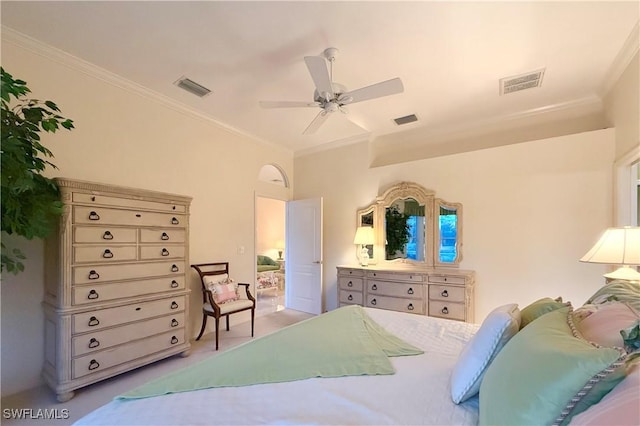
xmin=203 ymin=273 xmax=230 ymax=291
xmin=450 ymin=303 xmax=521 ymax=404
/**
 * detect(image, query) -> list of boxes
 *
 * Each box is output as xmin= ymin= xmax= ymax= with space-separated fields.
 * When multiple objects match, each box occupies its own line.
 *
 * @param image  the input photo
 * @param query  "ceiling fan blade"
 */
xmin=259 ymin=100 xmax=319 ymax=109
xmin=303 ymin=110 xmax=329 ymax=135
xmin=341 ymin=77 xmax=404 ymax=104
xmin=304 ymin=56 xmax=334 ymax=100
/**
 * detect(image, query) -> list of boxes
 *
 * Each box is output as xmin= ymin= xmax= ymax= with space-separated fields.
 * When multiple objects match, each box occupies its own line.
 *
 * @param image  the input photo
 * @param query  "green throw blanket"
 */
xmin=118 ymin=305 xmax=423 ymax=400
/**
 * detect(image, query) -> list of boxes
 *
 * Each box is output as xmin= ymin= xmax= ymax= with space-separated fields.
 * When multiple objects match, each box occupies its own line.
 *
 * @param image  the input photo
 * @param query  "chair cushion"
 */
xmin=218 ymin=299 xmax=254 ymax=314
xmin=257 ymin=255 xmax=278 ymax=266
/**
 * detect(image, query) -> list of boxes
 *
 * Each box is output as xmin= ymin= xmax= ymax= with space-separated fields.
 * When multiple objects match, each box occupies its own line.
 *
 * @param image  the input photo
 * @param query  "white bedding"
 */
xmin=74 ymin=308 xmax=480 ymax=425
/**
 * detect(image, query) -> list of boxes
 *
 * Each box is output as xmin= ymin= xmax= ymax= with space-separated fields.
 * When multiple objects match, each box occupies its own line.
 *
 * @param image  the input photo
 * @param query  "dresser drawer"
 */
xmin=367 ymin=271 xmax=424 ymax=282
xmin=367 ymin=280 xmax=424 ymax=299
xmin=140 ymin=245 xmax=185 ymax=260
xmin=338 ymin=277 xmax=363 ymax=292
xmin=73 ymin=206 xmax=186 ymax=228
xmin=366 ymin=294 xmax=424 ymax=314
xmin=72 ymin=277 xmax=185 ymax=305
xmin=73 ymin=192 xmax=186 ymax=213
xmin=337 ymin=268 xmax=365 ymax=277
xmin=73 ymin=295 xmax=186 ymax=333
xmin=73 ymin=312 xmax=185 ymax=356
xmin=428 ymin=275 xmax=467 ymax=285
xmin=429 ymin=285 xmax=465 ymax=303
xmin=140 ymin=229 xmax=186 ymax=243
xmin=339 ymin=290 xmax=363 ymax=305
xmin=73 ymin=261 xmax=185 ymax=284
xmin=72 ymin=329 xmax=186 ymax=379
xmin=74 ymin=227 xmax=136 ymax=243
xmin=428 ymin=300 xmax=465 ymax=321
xmin=74 ymin=245 xmax=137 ymax=263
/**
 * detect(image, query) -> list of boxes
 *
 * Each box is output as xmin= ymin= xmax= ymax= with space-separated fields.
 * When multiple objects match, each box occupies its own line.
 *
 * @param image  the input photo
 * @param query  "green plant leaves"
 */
xmin=1 ymin=67 xmax=74 ymax=274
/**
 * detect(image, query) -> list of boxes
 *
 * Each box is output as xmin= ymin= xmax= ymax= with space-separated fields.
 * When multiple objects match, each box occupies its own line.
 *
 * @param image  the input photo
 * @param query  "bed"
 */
xmin=74 ymin=281 xmax=639 ymax=426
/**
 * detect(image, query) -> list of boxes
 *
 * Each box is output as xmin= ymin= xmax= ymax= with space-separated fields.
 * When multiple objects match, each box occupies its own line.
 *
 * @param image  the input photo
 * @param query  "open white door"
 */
xmin=285 ymin=198 xmax=323 ymax=315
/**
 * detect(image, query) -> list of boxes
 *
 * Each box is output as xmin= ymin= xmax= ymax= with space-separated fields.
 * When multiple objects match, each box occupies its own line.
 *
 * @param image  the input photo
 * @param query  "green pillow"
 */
xmin=520 ymin=297 xmax=567 ymax=329
xmin=479 ymin=306 xmax=626 ymax=426
xmin=586 ymin=280 xmax=640 ymax=312
xmin=257 ymin=255 xmax=277 ymax=266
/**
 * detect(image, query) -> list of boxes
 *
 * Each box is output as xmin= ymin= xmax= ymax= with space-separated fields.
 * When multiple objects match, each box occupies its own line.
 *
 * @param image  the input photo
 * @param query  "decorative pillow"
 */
xmin=575 ymin=302 xmax=639 ymax=348
xmin=586 ymin=280 xmax=640 ymax=312
xmin=203 ymin=274 xmax=239 ymax=304
xmin=479 ymin=306 xmax=627 ymax=426
xmin=212 ymin=282 xmax=239 ymax=304
xmin=520 ymin=296 xmax=567 ymax=329
xmin=450 ymin=303 xmax=521 ymax=404
xmin=569 ymin=361 xmax=640 ymax=425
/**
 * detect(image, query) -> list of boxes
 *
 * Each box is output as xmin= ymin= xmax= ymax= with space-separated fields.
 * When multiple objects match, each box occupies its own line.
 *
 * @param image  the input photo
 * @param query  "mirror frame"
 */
xmin=356 ymin=181 xmax=463 ymax=267
xmin=355 ymin=205 xmax=376 ymax=260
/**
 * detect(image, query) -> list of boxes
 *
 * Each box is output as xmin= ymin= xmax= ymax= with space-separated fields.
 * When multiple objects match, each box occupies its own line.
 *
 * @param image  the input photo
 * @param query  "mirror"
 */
xmin=356 ymin=206 xmax=375 ymax=260
xmin=435 ymin=199 xmax=463 ymax=265
xmin=356 ymin=182 xmax=463 ymax=267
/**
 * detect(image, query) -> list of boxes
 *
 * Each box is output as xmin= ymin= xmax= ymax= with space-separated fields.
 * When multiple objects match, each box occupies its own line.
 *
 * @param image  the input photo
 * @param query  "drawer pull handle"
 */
xmin=170 ymin=280 xmax=179 ymax=288
xmin=407 ymin=288 xmax=414 ymax=295
xmin=88 ymin=338 xmax=100 ymax=349
xmin=171 ymin=336 xmax=179 ymax=344
xmin=171 ymin=217 xmax=179 ymax=225
xmin=135 ymin=307 xmax=141 ymax=311
xmin=88 ymin=316 xmax=100 ymax=327
xmin=136 ymin=214 xmax=142 ymax=218
xmin=347 ymin=281 xmax=353 ymax=287
xmin=372 ymin=284 xmax=377 ymax=291
xmin=102 ymin=249 xmax=114 ymax=259
xmin=444 ymin=277 xmax=448 ymax=282
xmin=172 ymin=205 xmax=176 ymax=210
xmin=88 ymin=270 xmax=100 ymax=280
xmin=91 ymin=196 xmax=96 ymax=202
xmin=87 ymin=289 xmax=99 ymax=300
xmin=88 ymin=359 xmax=100 ymax=371
xmin=88 ymin=211 xmax=100 ymax=221
xmin=171 ymin=319 xmax=179 ymax=327
xmin=371 ymin=298 xmax=377 ymax=306
xmin=161 ymin=232 xmax=170 ymax=241
xmin=102 ymin=231 xmax=113 ymax=240
xmin=408 ymin=303 xmax=414 ymax=311
xmin=441 ymin=307 xmax=449 ymax=315
xmin=348 ymin=294 xmax=353 ymax=301
xmin=441 ymin=290 xmax=449 ymax=297
xmin=171 ymin=301 xmax=179 ymax=310
xmin=162 ymin=248 xmax=170 ymax=256
xmin=171 ymin=264 xmax=179 ymax=272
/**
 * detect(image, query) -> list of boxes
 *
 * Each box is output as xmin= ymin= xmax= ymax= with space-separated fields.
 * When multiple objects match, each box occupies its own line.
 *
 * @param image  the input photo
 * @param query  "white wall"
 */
xmin=0 ymin=39 xmax=293 ymax=396
xmin=294 ymin=128 xmax=616 ymax=322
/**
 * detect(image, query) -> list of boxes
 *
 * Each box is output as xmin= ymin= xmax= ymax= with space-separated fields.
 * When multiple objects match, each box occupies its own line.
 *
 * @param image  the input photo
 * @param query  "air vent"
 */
xmin=500 ymin=69 xmax=545 ymax=95
xmin=394 ymin=114 xmax=418 ymax=125
xmin=174 ymin=77 xmax=212 ymax=98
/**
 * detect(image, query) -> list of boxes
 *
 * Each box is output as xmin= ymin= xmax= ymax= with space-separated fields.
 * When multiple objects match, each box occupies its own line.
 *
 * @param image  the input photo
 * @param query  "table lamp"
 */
xmin=580 ymin=226 xmax=640 ymax=282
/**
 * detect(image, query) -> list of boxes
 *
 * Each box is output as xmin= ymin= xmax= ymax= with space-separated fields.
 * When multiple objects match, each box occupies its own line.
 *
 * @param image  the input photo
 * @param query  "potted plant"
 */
xmin=1 ymin=68 xmax=74 ymax=274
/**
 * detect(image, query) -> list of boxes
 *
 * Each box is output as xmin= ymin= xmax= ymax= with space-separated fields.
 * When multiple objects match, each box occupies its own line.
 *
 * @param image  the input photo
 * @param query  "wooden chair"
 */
xmin=191 ymin=262 xmax=255 ymax=350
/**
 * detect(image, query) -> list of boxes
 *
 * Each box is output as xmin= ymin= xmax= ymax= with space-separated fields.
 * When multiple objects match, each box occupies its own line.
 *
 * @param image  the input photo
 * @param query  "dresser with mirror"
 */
xmin=338 ymin=182 xmax=475 ymax=322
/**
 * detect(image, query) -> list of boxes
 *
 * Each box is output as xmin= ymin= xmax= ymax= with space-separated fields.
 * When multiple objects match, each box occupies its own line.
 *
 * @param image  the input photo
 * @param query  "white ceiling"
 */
xmin=1 ymin=1 xmax=638 ymax=156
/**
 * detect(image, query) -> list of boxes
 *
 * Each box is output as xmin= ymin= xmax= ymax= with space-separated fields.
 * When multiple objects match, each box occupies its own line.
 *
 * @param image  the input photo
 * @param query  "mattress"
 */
xmin=74 ymin=307 xmax=480 ymax=425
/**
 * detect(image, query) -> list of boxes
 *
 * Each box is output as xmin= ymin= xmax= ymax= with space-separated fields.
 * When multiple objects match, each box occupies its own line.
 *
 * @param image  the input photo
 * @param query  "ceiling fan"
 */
xmin=259 ymin=47 xmax=404 ymax=135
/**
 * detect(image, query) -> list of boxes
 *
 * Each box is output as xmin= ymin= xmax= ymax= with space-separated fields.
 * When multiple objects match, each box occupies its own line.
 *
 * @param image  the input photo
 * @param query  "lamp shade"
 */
xmin=353 ymin=226 xmax=375 ymax=245
xmin=580 ymin=227 xmax=640 ymax=265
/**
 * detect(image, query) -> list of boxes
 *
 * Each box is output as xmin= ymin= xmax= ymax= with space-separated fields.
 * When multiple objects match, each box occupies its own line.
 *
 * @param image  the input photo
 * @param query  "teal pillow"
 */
xmin=479 ymin=306 xmax=626 ymax=426
xmin=520 ymin=297 xmax=567 ymax=329
xmin=257 ymin=255 xmax=277 ymax=266
xmin=586 ymin=280 xmax=640 ymax=312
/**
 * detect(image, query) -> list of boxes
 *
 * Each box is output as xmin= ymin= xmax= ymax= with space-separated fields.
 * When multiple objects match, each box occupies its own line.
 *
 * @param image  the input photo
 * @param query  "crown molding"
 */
xmin=601 ymin=20 xmax=639 ymax=96
xmin=1 ymin=26 xmax=287 ymax=153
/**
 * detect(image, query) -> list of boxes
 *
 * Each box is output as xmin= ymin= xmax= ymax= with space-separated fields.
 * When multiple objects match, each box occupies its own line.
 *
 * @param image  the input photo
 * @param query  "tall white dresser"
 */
xmin=42 ymin=178 xmax=192 ymax=402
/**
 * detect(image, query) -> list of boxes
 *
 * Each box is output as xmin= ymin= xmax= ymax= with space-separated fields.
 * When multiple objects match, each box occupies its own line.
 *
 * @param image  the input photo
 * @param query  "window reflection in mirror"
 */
xmin=438 ymin=206 xmax=458 ymax=263
xmin=385 ymin=198 xmax=426 ymax=261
